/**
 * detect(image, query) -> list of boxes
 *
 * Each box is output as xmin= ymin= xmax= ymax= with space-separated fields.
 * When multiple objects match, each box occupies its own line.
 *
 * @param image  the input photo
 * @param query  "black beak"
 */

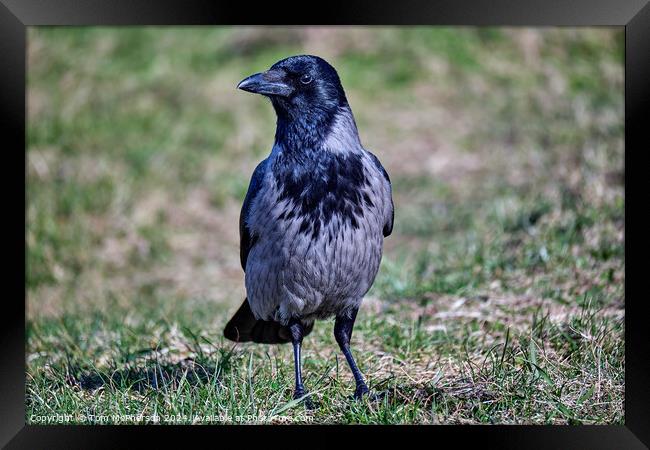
xmin=237 ymin=70 xmax=293 ymax=97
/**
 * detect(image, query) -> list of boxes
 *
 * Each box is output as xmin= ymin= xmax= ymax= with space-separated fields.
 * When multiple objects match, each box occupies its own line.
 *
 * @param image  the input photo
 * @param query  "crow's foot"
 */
xmin=352 ymin=386 xmax=385 ymax=402
xmin=353 ymin=384 xmax=370 ymax=400
xmin=294 ymin=389 xmax=316 ymax=410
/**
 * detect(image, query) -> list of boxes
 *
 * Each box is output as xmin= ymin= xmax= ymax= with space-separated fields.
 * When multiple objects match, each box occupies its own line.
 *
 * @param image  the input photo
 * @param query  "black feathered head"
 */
xmin=237 ymin=55 xmax=348 ymax=122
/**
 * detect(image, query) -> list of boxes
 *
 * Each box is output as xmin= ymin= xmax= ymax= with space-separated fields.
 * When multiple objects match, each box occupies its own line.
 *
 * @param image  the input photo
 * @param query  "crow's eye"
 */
xmin=300 ymin=74 xmax=313 ymax=85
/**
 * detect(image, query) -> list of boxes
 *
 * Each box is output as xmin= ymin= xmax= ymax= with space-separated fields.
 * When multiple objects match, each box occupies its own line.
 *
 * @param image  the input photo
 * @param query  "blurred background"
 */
xmin=26 ymin=27 xmax=624 ymax=424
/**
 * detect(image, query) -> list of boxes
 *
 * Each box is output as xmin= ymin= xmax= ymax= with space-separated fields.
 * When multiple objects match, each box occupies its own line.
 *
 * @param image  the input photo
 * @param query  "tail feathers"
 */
xmin=224 ymin=299 xmax=313 ymax=344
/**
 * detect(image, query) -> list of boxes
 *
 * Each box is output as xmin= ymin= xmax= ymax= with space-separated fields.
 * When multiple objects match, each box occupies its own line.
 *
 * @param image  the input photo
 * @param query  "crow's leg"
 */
xmin=288 ymin=319 xmax=314 ymax=409
xmin=334 ymin=307 xmax=370 ymax=399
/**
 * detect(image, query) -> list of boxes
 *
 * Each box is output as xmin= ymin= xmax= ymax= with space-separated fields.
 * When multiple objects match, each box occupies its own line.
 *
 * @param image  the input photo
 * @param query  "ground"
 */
xmin=26 ymin=27 xmax=624 ymax=424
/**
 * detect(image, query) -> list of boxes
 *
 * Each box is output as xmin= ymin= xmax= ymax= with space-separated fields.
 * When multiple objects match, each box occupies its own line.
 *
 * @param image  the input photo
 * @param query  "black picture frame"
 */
xmin=3 ymin=0 xmax=647 ymax=447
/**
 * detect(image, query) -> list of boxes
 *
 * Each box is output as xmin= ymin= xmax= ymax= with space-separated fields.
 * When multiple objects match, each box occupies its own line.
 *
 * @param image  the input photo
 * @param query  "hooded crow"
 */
xmin=224 ymin=55 xmax=394 ymax=404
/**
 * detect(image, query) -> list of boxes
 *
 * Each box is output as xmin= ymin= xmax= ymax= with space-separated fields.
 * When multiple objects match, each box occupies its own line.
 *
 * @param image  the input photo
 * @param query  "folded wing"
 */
xmin=367 ymin=151 xmax=394 ymax=237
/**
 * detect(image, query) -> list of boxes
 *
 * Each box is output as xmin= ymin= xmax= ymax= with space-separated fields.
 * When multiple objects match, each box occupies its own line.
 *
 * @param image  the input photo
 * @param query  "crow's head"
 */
xmin=237 ymin=55 xmax=347 ymax=122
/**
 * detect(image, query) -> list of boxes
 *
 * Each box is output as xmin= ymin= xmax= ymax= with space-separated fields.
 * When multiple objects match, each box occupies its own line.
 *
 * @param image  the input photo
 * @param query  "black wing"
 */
xmin=367 ymin=151 xmax=394 ymax=237
xmin=240 ymin=159 xmax=268 ymax=271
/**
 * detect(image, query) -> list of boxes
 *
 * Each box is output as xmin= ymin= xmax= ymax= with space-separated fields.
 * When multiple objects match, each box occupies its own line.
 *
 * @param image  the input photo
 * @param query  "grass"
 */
xmin=26 ymin=26 xmax=624 ymax=424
